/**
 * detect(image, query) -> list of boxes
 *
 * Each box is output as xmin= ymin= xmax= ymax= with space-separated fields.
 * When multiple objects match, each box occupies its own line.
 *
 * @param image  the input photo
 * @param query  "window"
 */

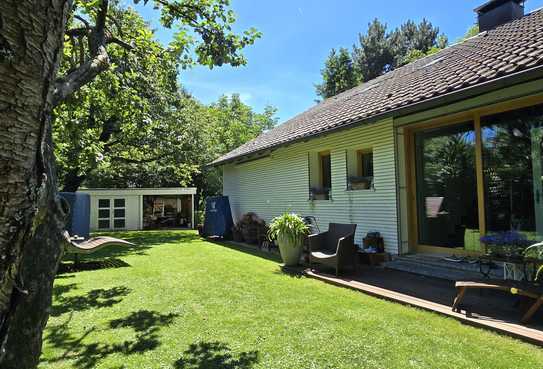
xmin=308 ymin=150 xmax=332 ymax=200
xmin=358 ymin=150 xmax=374 ymax=178
xmin=97 ymin=199 xmax=111 ymax=229
xmin=97 ymin=198 xmax=126 ymax=230
xmin=113 ymin=198 xmax=126 ymax=229
xmin=347 ymin=148 xmax=374 ymax=190
xmin=481 ymin=104 xmax=543 ymax=240
xmin=414 ymin=123 xmax=478 ymax=248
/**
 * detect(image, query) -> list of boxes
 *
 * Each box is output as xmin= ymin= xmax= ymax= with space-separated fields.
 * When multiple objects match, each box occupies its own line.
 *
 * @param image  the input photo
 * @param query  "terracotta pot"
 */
xmin=277 ymin=234 xmax=303 ymax=266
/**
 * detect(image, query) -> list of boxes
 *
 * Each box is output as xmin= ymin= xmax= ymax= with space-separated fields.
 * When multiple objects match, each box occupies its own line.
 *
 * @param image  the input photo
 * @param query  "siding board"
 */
xmin=223 ymin=119 xmax=399 ymax=254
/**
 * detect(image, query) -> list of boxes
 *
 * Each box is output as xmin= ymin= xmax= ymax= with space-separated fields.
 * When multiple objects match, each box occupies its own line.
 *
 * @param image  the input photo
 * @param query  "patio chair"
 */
xmin=309 ymin=223 xmax=357 ymax=276
xmin=62 ymin=231 xmax=134 ymax=255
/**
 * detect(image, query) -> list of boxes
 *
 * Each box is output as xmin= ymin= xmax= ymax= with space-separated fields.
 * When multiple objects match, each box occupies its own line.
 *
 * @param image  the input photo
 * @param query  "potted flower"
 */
xmin=480 ymin=231 xmax=536 ymax=280
xmin=268 ymin=213 xmax=309 ymax=266
xmin=480 ymin=231 xmax=533 ymax=259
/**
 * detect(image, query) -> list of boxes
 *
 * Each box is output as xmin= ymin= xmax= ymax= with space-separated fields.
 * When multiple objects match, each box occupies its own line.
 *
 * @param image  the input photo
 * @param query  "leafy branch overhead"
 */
xmin=54 ymin=6 xmax=276 ymax=196
xmin=53 ymin=0 xmax=261 ymax=107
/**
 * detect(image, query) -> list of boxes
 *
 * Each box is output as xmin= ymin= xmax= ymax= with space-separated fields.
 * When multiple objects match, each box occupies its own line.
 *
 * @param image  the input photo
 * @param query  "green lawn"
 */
xmin=41 ymin=230 xmax=543 ymax=369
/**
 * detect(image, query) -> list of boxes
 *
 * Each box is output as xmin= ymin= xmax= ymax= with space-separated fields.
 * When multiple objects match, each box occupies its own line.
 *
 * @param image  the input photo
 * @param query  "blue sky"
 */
xmin=135 ymin=0 xmax=543 ymax=122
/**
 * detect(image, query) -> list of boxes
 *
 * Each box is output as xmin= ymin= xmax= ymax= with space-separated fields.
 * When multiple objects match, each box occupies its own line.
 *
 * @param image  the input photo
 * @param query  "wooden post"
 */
xmin=474 ymin=114 xmax=487 ymax=252
xmin=191 ymin=193 xmax=195 ymax=229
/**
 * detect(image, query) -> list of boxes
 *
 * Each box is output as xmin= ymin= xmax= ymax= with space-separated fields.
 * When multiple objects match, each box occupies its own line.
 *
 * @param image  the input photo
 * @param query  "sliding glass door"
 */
xmin=481 ymin=104 xmax=543 ymax=241
xmin=410 ymin=103 xmax=543 ymax=252
xmin=414 ymin=123 xmax=479 ymax=249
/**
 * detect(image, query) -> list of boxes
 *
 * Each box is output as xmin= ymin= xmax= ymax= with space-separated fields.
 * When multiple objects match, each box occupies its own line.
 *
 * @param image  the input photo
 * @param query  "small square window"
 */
xmin=114 ymin=208 xmax=125 ymax=218
xmin=114 ymin=219 xmax=126 ymax=229
xmin=98 ymin=209 xmax=110 ymax=219
xmin=114 ymin=198 xmax=125 ymax=208
xmin=98 ymin=199 xmax=110 ymax=208
xmin=98 ymin=219 xmax=110 ymax=229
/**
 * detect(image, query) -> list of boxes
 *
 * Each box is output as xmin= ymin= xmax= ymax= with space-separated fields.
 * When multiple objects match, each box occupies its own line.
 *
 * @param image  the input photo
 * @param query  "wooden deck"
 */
xmin=304 ymin=267 xmax=543 ymax=346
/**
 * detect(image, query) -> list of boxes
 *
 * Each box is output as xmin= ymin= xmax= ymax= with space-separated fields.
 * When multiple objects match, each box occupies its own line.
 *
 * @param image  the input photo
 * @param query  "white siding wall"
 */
xmin=223 ymin=118 xmax=400 ymax=254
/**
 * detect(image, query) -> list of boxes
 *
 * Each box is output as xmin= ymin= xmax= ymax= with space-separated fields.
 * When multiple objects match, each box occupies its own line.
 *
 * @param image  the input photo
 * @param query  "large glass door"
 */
xmin=481 ymin=104 xmax=543 ymax=241
xmin=414 ymin=123 xmax=479 ymax=249
xmin=410 ymin=103 xmax=543 ymax=253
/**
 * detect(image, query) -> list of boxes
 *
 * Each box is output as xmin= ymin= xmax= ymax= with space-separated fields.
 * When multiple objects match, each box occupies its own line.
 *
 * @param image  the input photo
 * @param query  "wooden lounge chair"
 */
xmin=62 ymin=231 xmax=134 ymax=255
xmin=453 ymin=279 xmax=543 ymax=324
xmin=309 ymin=223 xmax=357 ymax=276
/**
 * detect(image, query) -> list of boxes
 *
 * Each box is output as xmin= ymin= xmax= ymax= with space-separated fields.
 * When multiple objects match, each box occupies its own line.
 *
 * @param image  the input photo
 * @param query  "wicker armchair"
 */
xmin=309 ymin=223 xmax=357 ymax=276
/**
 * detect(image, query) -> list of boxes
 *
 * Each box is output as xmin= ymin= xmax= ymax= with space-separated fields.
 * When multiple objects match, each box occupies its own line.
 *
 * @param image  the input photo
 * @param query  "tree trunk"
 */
xmin=62 ymin=168 xmax=86 ymax=192
xmin=0 ymin=1 xmax=72 ymax=368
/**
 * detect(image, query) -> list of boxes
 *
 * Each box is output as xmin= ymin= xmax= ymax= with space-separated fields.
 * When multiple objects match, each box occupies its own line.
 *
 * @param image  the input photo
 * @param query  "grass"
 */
xmin=41 ymin=230 xmax=543 ymax=369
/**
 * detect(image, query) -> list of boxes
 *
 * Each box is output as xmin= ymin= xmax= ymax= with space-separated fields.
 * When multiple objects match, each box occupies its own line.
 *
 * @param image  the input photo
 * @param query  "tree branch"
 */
xmin=74 ymin=14 xmax=91 ymax=29
xmin=52 ymin=0 xmax=110 ymax=107
xmin=107 ymin=36 xmax=133 ymax=50
xmin=52 ymin=45 xmax=109 ymax=107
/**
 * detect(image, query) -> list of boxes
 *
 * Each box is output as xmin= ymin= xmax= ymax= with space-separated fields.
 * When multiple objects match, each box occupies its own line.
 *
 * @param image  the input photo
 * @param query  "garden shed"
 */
xmin=78 ymin=187 xmax=197 ymax=231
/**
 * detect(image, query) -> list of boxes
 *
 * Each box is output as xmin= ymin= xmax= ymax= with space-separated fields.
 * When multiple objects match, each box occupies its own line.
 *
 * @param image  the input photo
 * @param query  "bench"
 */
xmin=453 ymin=279 xmax=543 ymax=324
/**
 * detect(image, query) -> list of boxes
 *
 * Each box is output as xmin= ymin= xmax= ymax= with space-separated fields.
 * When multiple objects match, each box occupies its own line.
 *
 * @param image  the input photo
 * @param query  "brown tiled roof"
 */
xmin=212 ymin=9 xmax=543 ymax=165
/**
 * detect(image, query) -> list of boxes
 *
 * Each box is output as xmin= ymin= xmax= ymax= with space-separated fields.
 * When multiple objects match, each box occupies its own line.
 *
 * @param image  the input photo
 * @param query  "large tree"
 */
xmin=315 ymin=48 xmax=360 ymax=100
xmin=0 ymin=1 xmax=259 ymax=367
xmin=316 ymin=18 xmax=447 ymax=99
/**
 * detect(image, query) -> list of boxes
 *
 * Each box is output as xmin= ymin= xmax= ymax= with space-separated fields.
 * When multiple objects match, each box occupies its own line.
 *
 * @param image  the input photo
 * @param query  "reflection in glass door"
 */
xmin=481 ymin=104 xmax=543 ymax=241
xmin=414 ymin=123 xmax=479 ymax=249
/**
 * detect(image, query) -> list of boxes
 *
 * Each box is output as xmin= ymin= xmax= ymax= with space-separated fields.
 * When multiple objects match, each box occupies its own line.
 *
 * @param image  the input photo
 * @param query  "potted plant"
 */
xmin=480 ymin=231 xmax=533 ymax=259
xmin=268 ymin=213 xmax=309 ymax=266
xmin=480 ymin=231 xmax=536 ymax=280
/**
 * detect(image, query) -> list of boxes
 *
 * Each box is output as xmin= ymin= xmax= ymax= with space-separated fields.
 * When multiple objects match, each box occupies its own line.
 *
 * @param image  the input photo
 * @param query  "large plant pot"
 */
xmin=277 ymin=234 xmax=303 ymax=266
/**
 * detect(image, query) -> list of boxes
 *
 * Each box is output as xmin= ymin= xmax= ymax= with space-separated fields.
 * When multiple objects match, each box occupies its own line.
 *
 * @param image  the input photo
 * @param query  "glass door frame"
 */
xmin=403 ymin=94 xmax=543 ymax=255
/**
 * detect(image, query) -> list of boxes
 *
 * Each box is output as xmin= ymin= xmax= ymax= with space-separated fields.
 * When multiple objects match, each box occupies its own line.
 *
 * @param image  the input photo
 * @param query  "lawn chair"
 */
xmin=309 ymin=223 xmax=357 ymax=276
xmin=62 ymin=231 xmax=134 ymax=265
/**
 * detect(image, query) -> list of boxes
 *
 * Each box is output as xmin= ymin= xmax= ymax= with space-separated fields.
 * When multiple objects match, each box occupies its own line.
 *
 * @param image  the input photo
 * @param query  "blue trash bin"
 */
xmin=203 ymin=196 xmax=234 ymax=238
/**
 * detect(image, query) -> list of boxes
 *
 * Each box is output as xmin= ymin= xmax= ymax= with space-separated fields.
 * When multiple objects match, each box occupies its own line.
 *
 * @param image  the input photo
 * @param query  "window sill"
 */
xmin=345 ymin=188 xmax=375 ymax=192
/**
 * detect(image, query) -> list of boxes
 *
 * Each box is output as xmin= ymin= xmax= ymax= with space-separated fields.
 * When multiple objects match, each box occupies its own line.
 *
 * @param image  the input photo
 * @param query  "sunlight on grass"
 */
xmin=40 ymin=230 xmax=543 ymax=369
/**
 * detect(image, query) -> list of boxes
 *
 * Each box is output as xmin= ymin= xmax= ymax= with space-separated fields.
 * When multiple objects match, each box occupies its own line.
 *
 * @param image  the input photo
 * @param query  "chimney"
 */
xmin=475 ymin=0 xmax=525 ymax=31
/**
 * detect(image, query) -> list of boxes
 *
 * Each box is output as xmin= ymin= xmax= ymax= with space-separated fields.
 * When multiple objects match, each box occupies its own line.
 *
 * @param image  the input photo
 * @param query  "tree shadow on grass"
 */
xmin=51 ymin=285 xmax=132 ymax=317
xmin=43 ymin=310 xmax=179 ymax=369
xmin=58 ymin=257 xmax=130 ymax=274
xmin=174 ymin=341 xmax=259 ymax=369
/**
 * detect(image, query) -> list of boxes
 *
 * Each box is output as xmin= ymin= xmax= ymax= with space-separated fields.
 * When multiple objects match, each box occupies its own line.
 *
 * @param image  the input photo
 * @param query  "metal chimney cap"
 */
xmin=475 ymin=0 xmax=525 ymax=14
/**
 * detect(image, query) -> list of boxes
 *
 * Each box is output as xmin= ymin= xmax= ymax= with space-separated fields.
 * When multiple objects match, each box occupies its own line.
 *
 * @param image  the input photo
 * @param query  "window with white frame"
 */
xmin=113 ymin=198 xmax=126 ymax=229
xmin=97 ymin=198 xmax=126 ymax=230
xmin=97 ymin=199 xmax=111 ymax=229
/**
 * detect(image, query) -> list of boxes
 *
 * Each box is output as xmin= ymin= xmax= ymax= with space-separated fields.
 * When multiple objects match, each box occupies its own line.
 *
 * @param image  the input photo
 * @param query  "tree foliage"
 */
xmin=316 ymin=18 xmax=448 ymax=99
xmin=54 ymin=6 xmax=277 ymax=201
xmin=314 ymin=48 xmax=360 ymax=100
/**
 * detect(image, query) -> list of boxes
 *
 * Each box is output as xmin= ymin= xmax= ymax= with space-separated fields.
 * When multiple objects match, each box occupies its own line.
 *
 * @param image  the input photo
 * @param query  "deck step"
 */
xmin=383 ymin=255 xmax=503 ymax=281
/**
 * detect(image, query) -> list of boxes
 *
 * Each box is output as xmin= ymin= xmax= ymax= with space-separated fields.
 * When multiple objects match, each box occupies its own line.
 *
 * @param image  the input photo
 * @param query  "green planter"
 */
xmin=277 ymin=234 xmax=303 ymax=266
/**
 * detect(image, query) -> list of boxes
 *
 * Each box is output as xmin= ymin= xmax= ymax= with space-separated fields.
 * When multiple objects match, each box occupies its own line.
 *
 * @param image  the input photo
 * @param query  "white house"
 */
xmin=210 ymin=2 xmax=543 ymax=258
xmin=78 ymin=187 xmax=197 ymax=231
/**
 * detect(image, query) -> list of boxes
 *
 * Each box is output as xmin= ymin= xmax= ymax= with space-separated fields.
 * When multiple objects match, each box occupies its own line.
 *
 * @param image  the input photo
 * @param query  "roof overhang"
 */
xmin=208 ymin=64 xmax=543 ymax=167
xmin=77 ymin=187 xmax=197 ymax=196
